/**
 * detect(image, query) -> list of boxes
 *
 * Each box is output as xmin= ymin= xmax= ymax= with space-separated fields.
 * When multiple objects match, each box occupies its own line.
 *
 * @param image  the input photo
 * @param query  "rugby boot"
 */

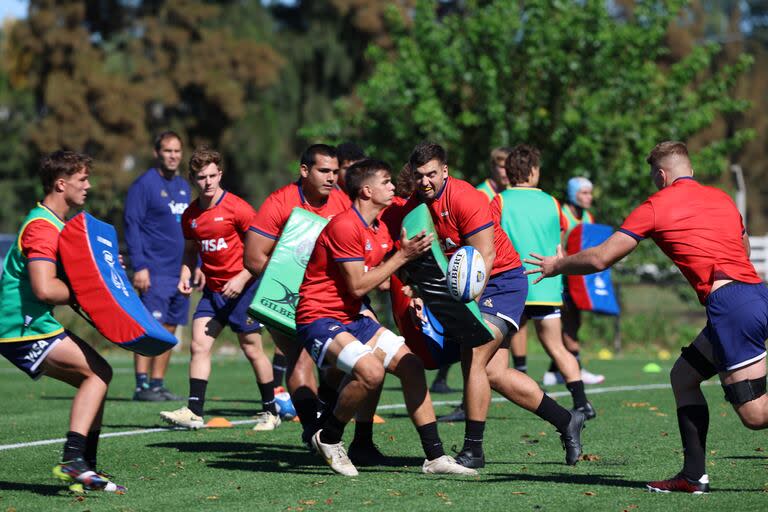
xmin=53 ymin=458 xmax=126 ymax=493
xmin=252 ymin=411 xmax=281 ymax=431
xmin=647 ymin=473 xmax=710 ymax=494
xmin=453 ymin=447 xmax=485 ymax=469
xmin=559 ymin=410 xmax=586 ymax=465
xmin=573 ymin=401 xmax=597 ymax=420
xmin=160 ymin=406 xmax=205 ymax=429
xmin=312 ymin=430 xmax=358 ymax=476
xmin=348 ymin=441 xmax=391 ymax=466
xmin=437 ymin=404 xmax=466 ymax=423
xmin=423 ymin=455 xmax=478 ymax=475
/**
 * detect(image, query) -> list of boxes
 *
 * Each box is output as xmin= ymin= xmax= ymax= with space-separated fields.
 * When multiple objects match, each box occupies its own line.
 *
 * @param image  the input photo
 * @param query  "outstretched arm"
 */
xmin=524 ymin=231 xmax=638 ymax=284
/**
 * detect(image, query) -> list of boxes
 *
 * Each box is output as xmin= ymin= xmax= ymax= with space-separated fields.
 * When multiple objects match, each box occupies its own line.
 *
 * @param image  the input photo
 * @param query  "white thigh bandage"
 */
xmin=336 ymin=340 xmax=373 ymax=374
xmin=373 ymin=329 xmax=405 ymax=369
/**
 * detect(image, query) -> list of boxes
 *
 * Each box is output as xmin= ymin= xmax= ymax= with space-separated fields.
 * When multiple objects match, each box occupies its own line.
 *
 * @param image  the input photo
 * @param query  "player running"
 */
xmin=391 ymin=142 xmax=586 ymax=470
xmin=492 ymin=144 xmax=595 ymax=419
xmin=296 ymin=159 xmax=477 ymax=477
xmin=527 ymin=141 xmax=768 ymax=493
xmin=160 ymin=147 xmax=279 ymax=431
xmin=0 ymin=150 xmax=125 ymax=493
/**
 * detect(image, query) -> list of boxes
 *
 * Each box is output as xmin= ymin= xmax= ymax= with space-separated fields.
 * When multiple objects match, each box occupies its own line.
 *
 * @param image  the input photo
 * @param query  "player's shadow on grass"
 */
xmin=203 ymin=407 xmax=260 ymax=418
xmin=0 ymin=480 xmax=66 ymax=496
xmin=146 ymin=440 xmax=423 ymax=475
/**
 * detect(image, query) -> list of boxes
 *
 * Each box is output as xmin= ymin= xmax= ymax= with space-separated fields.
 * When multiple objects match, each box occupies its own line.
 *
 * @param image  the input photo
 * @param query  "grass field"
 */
xmin=0 ymin=352 xmax=766 ymax=511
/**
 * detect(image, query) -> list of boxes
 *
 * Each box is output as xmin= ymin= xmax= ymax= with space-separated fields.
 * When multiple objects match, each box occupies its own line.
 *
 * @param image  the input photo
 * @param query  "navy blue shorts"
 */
xmin=0 ymin=331 xmax=67 ymax=379
xmin=141 ymin=275 xmax=189 ymax=326
xmin=297 ymin=316 xmax=381 ymax=368
xmin=703 ymin=281 xmax=768 ymax=372
xmin=479 ymin=266 xmax=528 ymax=331
xmin=194 ymin=279 xmax=262 ymax=334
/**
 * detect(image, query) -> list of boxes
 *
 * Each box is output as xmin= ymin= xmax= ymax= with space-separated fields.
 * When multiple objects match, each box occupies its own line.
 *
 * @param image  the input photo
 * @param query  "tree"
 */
xmin=312 ymin=0 xmax=753 ymax=228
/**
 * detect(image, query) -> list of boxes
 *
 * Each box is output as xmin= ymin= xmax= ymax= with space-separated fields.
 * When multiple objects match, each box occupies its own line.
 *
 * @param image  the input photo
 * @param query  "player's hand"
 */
xmin=399 ymin=228 xmax=433 ymax=261
xmin=132 ymin=268 xmax=151 ymax=294
xmin=192 ymin=267 xmax=206 ymax=291
xmin=221 ymin=273 xmax=248 ymax=299
xmin=524 ymin=244 xmax=564 ymax=284
xmin=409 ymin=297 xmax=426 ymax=323
xmin=178 ymin=277 xmax=192 ymax=296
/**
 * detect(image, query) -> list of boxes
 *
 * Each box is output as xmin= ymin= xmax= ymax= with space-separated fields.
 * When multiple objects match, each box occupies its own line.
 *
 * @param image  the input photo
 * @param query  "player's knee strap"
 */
xmin=722 ymin=377 xmax=766 ymax=405
xmin=680 ymin=344 xmax=717 ymax=379
xmin=482 ymin=313 xmax=512 ymax=339
xmin=336 ymin=341 xmax=372 ymax=374
xmin=373 ymin=329 xmax=405 ymax=369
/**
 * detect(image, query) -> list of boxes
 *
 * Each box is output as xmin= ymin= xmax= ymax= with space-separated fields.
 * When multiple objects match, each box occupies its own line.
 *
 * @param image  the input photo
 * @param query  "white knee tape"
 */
xmin=374 ymin=329 xmax=405 ymax=369
xmin=336 ymin=341 xmax=372 ymax=374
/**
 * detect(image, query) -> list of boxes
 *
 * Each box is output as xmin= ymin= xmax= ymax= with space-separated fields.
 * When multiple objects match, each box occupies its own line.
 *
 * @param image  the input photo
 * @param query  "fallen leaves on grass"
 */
xmin=660 ymin=431 xmax=669 ymax=437
xmin=579 ymin=454 xmax=601 ymax=462
xmin=311 ymin=480 xmax=326 ymax=486
xmin=388 ymin=489 xmax=403 ymax=497
xmin=298 ymin=499 xmax=316 ymax=505
xmin=623 ymin=402 xmax=650 ymax=408
xmin=755 ymin=447 xmax=764 ymax=452
xmin=510 ymin=492 xmax=527 ymax=495
xmin=584 ymin=491 xmax=596 ymax=496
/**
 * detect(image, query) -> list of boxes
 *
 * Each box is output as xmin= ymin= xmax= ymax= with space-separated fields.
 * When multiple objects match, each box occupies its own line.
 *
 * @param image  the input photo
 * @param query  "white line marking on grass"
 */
xmin=0 ymin=382 xmax=687 ymax=452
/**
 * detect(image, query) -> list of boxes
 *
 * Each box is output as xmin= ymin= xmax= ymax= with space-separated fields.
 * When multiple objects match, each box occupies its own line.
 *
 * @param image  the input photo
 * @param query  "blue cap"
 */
xmin=567 ymin=177 xmax=593 ymax=205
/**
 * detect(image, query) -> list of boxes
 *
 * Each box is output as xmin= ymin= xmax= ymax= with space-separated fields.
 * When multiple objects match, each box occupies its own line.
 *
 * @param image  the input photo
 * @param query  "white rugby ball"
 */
xmin=446 ymin=246 xmax=486 ymax=302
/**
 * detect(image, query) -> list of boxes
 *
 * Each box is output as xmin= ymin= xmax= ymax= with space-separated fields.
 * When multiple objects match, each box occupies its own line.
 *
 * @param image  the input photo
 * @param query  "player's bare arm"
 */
xmin=338 ymin=228 xmax=432 ymax=298
xmin=525 ymin=231 xmax=638 ymax=283
xmin=244 ymin=230 xmax=277 ymax=276
xmin=28 ymin=260 xmax=72 ymax=305
xmin=178 ymin=240 xmax=198 ymax=295
xmin=464 ymin=225 xmax=496 ymax=291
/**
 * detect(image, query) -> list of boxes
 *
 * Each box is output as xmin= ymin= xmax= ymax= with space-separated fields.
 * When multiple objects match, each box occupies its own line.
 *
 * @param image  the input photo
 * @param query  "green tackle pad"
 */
xmin=248 ymin=208 xmax=329 ymax=335
xmin=400 ymin=204 xmax=494 ymax=347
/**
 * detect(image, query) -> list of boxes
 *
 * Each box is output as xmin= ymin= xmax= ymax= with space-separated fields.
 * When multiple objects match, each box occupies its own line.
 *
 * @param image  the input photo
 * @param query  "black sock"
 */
xmin=353 ymin=421 xmax=374 ymax=445
xmin=272 ymin=353 xmax=288 ymax=387
xmin=462 ymin=420 xmax=485 ymax=456
xmin=84 ymin=430 xmax=100 ymax=469
xmin=319 ymin=414 xmax=347 ymax=445
xmin=435 ymin=364 xmax=451 ymax=382
xmin=534 ymin=394 xmax=571 ymax=432
xmin=417 ymin=422 xmax=445 ymax=460
xmin=566 ymin=380 xmax=588 ymax=409
xmin=318 ymin=379 xmax=338 ymax=410
xmin=294 ymin=398 xmax=319 ymax=431
xmin=150 ymin=378 xmax=164 ymax=390
xmin=188 ymin=378 xmax=208 ymax=417
xmin=63 ymin=431 xmax=87 ymax=462
xmin=547 ymin=359 xmax=558 ymax=373
xmin=677 ymin=404 xmax=709 ymax=480
xmin=135 ymin=372 xmax=149 ymax=390
xmin=258 ymin=381 xmax=277 ymax=415
xmin=513 ymin=355 xmax=528 ymax=373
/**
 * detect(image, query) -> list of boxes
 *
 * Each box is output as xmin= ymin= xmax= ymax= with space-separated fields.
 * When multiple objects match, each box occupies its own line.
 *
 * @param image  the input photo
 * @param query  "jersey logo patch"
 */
xmin=161 ymin=190 xmax=168 ymax=197
xmin=365 ymin=240 xmax=372 ymax=251
xmin=23 ymin=339 xmax=50 ymax=363
xmin=442 ymin=237 xmax=458 ymax=251
xmin=214 ymin=217 xmax=224 ymax=222
xmin=200 ymin=238 xmax=229 ymax=252
xmin=483 ymin=297 xmax=493 ymax=308
xmin=441 ymin=211 xmax=449 ymax=217
xmin=169 ymin=201 xmax=187 ymax=215
xmin=191 ymin=219 xmax=197 ymax=229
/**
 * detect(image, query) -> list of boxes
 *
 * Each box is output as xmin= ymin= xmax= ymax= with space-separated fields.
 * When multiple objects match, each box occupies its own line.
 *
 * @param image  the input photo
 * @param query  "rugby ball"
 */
xmin=446 ymin=246 xmax=486 ymax=302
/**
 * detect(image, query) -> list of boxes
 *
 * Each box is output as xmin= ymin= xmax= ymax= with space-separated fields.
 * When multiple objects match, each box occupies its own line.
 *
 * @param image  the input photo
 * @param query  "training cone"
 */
xmin=206 ymin=417 xmax=233 ymax=428
xmin=350 ymin=414 xmax=386 ymax=424
xmin=598 ymin=348 xmax=613 ymax=360
xmin=643 ymin=363 xmax=662 ymax=373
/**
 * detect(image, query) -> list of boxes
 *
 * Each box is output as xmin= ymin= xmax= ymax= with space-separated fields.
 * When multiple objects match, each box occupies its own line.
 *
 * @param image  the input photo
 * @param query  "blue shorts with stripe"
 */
xmin=194 ymin=279 xmax=262 ymax=334
xmin=479 ymin=266 xmax=528 ymax=331
xmin=297 ymin=315 xmax=381 ymax=369
xmin=703 ymin=281 xmax=768 ymax=372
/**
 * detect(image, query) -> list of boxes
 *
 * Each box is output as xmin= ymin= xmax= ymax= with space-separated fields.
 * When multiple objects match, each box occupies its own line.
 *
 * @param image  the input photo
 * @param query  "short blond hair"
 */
xmin=646 ymin=141 xmax=689 ymax=169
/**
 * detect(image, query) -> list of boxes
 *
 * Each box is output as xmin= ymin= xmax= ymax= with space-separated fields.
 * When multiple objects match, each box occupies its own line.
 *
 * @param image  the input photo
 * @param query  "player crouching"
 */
xmin=295 ymin=159 xmax=476 ymax=476
xmin=0 ymin=151 xmax=125 ymax=494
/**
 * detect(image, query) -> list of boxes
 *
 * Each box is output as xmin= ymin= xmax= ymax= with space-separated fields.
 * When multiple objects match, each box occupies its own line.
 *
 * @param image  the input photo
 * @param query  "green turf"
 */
xmin=0 ymin=353 xmax=766 ymax=511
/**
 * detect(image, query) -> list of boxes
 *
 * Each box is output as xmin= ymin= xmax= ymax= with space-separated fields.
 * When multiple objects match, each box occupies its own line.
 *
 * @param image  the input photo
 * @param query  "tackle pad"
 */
xmin=248 ymin=208 xmax=328 ymax=335
xmin=59 ymin=212 xmax=178 ymax=356
xmin=398 ymin=204 xmax=494 ymax=350
xmin=566 ymin=223 xmax=621 ymax=315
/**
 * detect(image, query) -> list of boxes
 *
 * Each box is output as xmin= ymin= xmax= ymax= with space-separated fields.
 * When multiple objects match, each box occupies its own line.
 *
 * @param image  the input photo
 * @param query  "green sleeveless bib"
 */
xmin=0 ymin=204 xmax=65 ymax=342
xmin=498 ymin=188 xmax=563 ymax=305
xmin=561 ymin=203 xmax=594 ymax=240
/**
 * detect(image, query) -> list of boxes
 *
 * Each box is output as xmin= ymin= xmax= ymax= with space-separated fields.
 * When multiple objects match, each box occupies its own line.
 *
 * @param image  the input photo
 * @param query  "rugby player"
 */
xmin=492 ymin=144 xmax=595 ymax=419
xmin=393 ymin=142 xmax=586 ymax=469
xmin=124 ymin=131 xmax=195 ymax=402
xmin=0 ymin=150 xmax=125 ymax=493
xmin=527 ymin=141 xmax=768 ymax=493
xmin=160 ymin=147 xmax=279 ymax=431
xmin=296 ymin=159 xmax=476 ymax=477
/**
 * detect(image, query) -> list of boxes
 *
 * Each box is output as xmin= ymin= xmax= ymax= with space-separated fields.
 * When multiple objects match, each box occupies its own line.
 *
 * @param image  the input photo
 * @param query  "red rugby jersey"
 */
xmin=619 ymin=177 xmax=760 ymax=303
xmin=297 ymin=207 xmax=392 ymax=325
xmin=21 ymin=219 xmax=60 ymax=263
xmin=394 ymin=177 xmax=521 ymax=275
xmin=182 ymin=191 xmax=255 ymax=292
xmin=250 ymin=181 xmax=351 ymax=240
